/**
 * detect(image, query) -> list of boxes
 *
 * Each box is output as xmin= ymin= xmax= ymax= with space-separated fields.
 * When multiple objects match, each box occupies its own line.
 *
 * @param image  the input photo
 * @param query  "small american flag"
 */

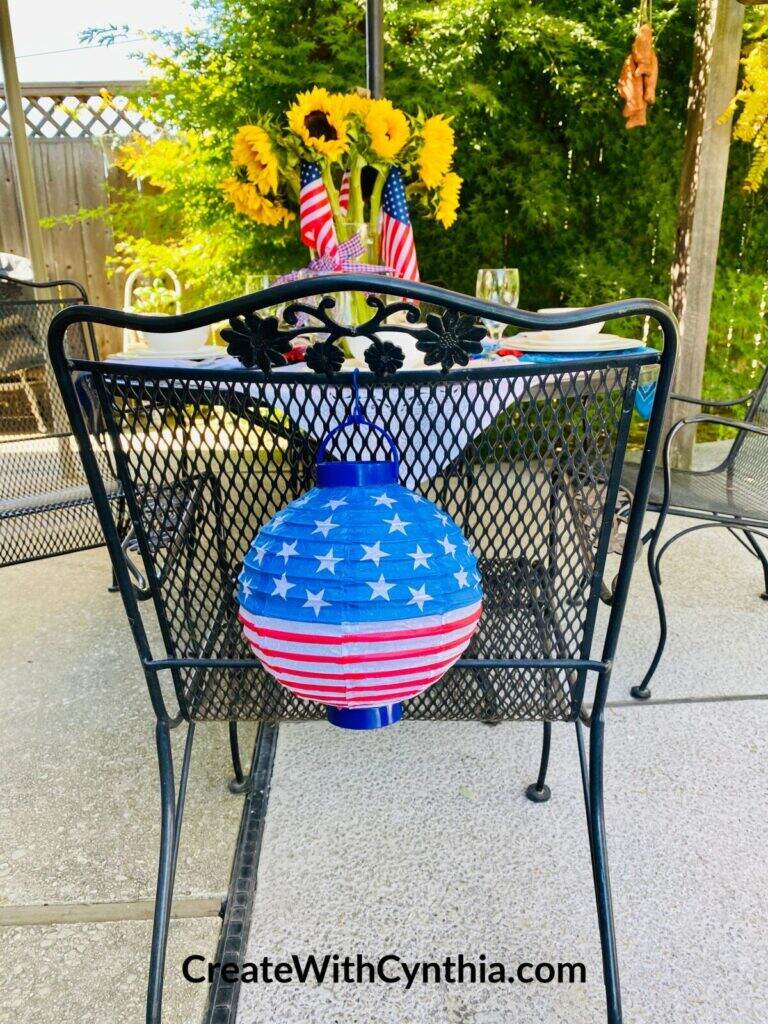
xmin=300 ymin=161 xmax=338 ymax=258
xmin=338 ymin=170 xmax=350 ymax=216
xmin=379 ymin=166 xmax=419 ymax=282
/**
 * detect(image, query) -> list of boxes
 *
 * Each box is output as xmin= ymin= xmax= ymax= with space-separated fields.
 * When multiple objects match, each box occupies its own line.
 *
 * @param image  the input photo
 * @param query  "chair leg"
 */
xmin=577 ymin=718 xmax=623 ymax=1024
xmin=526 ymin=721 xmax=552 ymax=802
xmin=743 ymin=532 xmax=768 ymax=601
xmin=630 ymin=525 xmax=667 ymax=701
xmin=146 ymin=720 xmax=194 ymax=1024
xmin=228 ymin=721 xmax=250 ymax=794
xmin=147 ymin=722 xmax=177 ymax=1024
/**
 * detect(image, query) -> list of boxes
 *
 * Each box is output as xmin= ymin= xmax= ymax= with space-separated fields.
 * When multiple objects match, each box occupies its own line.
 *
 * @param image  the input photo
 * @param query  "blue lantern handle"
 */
xmin=315 ymin=369 xmax=400 ymax=471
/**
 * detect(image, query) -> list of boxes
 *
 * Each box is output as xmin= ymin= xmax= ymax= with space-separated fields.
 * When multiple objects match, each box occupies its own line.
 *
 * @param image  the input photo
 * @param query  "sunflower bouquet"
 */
xmin=221 ymin=86 xmax=461 ymax=290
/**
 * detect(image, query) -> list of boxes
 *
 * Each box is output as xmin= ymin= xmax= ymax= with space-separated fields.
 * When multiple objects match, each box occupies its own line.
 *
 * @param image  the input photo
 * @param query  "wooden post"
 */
xmin=667 ymin=0 xmax=745 ymax=467
xmin=0 ymin=0 xmax=46 ymax=281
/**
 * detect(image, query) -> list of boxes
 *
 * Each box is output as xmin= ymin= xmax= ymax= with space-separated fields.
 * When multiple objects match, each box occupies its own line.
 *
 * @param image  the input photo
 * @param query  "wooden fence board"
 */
xmin=0 ymin=138 xmax=121 ymax=351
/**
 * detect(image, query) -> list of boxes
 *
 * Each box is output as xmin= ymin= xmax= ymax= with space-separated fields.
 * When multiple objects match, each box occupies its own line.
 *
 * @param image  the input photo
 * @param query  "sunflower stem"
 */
xmin=321 ymin=163 xmax=342 ymax=221
xmin=348 ymin=156 xmax=364 ymax=224
xmin=368 ymin=168 xmax=386 ymax=244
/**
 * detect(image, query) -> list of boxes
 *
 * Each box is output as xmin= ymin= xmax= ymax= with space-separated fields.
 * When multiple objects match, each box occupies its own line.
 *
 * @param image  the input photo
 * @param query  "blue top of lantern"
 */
xmin=237 ymin=481 xmax=482 ymax=627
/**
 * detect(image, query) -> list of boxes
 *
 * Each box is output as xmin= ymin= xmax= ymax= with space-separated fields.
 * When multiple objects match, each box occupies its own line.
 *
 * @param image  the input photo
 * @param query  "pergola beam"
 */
xmin=0 ymin=0 xmax=46 ymax=280
xmin=365 ymin=0 xmax=385 ymax=98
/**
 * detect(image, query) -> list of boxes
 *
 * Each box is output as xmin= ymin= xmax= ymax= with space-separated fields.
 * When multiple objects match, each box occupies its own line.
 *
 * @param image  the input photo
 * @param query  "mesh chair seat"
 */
xmin=621 ymin=461 xmax=768 ymax=522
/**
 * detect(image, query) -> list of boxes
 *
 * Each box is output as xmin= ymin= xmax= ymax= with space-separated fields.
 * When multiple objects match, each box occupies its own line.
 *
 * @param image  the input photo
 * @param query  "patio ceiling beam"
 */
xmin=0 ymin=0 xmax=46 ymax=281
xmin=365 ymin=0 xmax=384 ymax=98
xmin=667 ymin=0 xmax=745 ymax=468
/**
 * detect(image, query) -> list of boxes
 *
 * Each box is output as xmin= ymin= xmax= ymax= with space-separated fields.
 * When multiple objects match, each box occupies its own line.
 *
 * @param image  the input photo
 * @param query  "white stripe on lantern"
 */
xmin=238 ymin=601 xmax=482 ymax=639
xmin=238 ymin=618 xmax=479 ymax=661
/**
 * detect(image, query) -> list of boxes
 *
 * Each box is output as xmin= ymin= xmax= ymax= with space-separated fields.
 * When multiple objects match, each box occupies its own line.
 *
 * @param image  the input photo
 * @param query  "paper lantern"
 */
xmin=236 ymin=422 xmax=483 ymax=730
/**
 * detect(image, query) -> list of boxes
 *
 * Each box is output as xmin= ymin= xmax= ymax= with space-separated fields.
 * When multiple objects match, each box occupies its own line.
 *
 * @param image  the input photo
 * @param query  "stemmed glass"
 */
xmin=247 ymin=273 xmax=285 ymax=321
xmin=476 ymin=268 xmax=520 ymax=343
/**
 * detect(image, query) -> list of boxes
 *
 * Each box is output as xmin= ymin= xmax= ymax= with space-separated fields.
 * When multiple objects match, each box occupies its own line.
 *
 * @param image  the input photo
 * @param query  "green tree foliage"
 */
xmin=105 ymin=0 xmax=766 ymax=397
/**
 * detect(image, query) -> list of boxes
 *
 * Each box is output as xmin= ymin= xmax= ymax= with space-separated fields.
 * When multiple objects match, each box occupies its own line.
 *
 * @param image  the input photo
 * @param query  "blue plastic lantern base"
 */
xmin=326 ymin=702 xmax=404 ymax=730
xmin=317 ymin=459 xmax=398 ymax=488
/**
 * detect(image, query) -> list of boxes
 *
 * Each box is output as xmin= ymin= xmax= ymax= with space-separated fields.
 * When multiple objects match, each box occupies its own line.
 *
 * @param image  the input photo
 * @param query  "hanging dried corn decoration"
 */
xmin=618 ymin=1 xmax=659 ymax=129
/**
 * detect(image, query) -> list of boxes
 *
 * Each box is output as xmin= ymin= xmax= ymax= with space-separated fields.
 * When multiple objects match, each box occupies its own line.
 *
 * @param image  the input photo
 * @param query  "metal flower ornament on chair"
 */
xmin=222 ymin=290 xmax=488 ymax=378
xmin=236 ymin=375 xmax=483 ymax=729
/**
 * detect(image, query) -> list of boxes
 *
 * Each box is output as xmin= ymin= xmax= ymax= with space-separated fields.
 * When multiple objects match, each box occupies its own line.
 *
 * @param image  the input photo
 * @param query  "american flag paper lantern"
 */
xmin=237 ymin=455 xmax=483 ymax=730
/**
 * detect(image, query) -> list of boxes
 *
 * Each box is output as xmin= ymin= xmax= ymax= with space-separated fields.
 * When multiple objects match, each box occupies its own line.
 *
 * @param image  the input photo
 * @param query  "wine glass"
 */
xmin=476 ymin=268 xmax=520 ymax=343
xmin=247 ymin=272 xmax=285 ymax=321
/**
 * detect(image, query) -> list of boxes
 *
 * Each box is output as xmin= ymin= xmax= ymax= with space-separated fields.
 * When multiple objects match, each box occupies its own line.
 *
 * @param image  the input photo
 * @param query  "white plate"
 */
xmin=510 ymin=332 xmax=641 ymax=353
xmin=114 ymin=345 xmax=229 ymax=361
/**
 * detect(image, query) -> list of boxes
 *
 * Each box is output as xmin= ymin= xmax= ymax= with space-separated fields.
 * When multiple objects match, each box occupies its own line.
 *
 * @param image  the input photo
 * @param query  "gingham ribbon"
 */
xmin=277 ymin=232 xmax=393 ymax=284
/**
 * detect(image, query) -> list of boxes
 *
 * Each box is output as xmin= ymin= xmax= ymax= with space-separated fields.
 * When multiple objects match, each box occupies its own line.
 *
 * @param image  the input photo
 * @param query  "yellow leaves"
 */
xmin=725 ymin=38 xmax=768 ymax=191
xmin=117 ymin=136 xmax=199 ymax=191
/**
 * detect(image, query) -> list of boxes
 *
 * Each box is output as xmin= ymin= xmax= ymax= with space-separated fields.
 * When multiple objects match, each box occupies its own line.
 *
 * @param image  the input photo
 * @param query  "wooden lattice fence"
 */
xmin=0 ymin=82 xmax=156 ymax=351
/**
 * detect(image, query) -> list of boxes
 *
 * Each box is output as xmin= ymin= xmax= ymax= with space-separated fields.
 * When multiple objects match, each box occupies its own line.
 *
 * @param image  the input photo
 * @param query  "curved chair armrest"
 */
xmin=670 ymin=389 xmax=756 ymax=410
xmin=658 ymin=414 xmax=768 ymax=513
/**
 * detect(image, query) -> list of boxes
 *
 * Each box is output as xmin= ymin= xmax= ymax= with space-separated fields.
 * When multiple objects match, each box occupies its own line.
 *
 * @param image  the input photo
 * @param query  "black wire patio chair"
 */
xmin=0 ymin=275 xmax=121 ymax=567
xmin=48 ymin=275 xmax=676 ymax=1024
xmin=621 ymin=365 xmax=768 ymax=700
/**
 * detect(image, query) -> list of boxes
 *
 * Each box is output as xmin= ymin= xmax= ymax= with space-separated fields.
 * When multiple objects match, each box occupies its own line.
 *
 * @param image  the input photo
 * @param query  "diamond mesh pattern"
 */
xmin=83 ymin=357 xmax=643 ymax=724
xmin=0 ymin=280 xmax=114 ymax=567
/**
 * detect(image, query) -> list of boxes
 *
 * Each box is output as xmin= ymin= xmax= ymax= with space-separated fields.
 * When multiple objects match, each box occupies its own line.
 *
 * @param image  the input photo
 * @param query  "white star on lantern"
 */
xmin=361 ymin=541 xmax=388 ymax=567
xmin=271 ymin=573 xmax=295 ymax=599
xmin=315 ymin=548 xmax=342 ymax=574
xmin=303 ymin=588 xmax=330 ymax=617
xmin=454 ymin=568 xmax=469 ymax=589
xmin=384 ymin=513 xmax=410 ymax=535
xmin=277 ymin=540 xmax=298 ymax=564
xmin=367 ymin=574 xmax=395 ymax=601
xmin=407 ymin=492 xmax=423 ymax=502
xmin=312 ymin=516 xmax=338 ymax=538
xmin=324 ymin=497 xmax=348 ymax=511
xmin=373 ymin=493 xmax=397 ymax=508
xmin=435 ymin=510 xmax=451 ymax=524
xmin=407 ymin=584 xmax=433 ymax=611
xmin=439 ymin=535 xmax=457 ymax=557
xmin=252 ymin=544 xmax=268 ymax=565
xmin=240 ymin=575 xmax=253 ymax=599
xmin=408 ymin=545 xmax=432 ymax=569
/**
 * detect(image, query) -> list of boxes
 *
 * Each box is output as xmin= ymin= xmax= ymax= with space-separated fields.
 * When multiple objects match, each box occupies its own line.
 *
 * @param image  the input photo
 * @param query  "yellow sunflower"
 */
xmin=231 ymin=125 xmax=279 ymax=194
xmin=287 ymin=86 xmax=349 ymax=161
xmin=344 ymin=92 xmax=373 ymax=119
xmin=419 ymin=114 xmax=455 ymax=189
xmin=364 ymin=99 xmax=410 ymax=161
xmin=221 ymin=177 xmax=294 ymax=227
xmin=435 ymin=171 xmax=462 ymax=228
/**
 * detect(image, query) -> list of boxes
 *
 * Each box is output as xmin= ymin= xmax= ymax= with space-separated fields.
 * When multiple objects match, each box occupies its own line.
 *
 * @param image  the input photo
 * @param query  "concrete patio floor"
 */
xmin=1 ymin=452 xmax=767 ymax=1023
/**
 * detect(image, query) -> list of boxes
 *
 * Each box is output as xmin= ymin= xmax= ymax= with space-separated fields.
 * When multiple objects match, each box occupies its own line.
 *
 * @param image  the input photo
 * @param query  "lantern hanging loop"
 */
xmin=316 ymin=369 xmax=400 ymax=472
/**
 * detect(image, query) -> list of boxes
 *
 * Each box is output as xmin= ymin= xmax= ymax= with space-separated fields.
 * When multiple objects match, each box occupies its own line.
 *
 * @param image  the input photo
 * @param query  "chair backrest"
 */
xmin=0 ymin=276 xmax=97 ymax=437
xmin=731 ymin=363 xmax=768 ymax=488
xmin=48 ymin=275 xmax=677 ymax=724
xmin=0 ymin=277 xmax=105 ymax=568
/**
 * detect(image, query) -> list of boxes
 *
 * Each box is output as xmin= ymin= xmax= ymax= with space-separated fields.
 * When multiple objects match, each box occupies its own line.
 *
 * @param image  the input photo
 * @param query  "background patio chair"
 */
xmin=0 ymin=274 xmax=120 ymax=567
xmin=48 ymin=276 xmax=676 ymax=1024
xmin=621 ymin=365 xmax=768 ymax=700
